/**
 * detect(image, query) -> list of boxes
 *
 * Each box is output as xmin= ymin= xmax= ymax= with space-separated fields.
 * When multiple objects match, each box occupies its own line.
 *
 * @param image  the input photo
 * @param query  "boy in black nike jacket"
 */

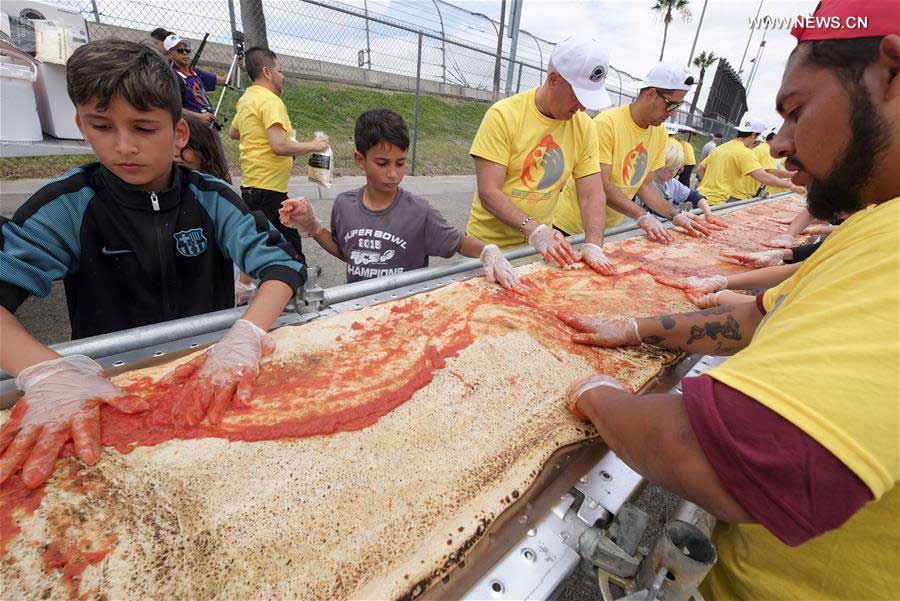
xmin=0 ymin=39 xmax=305 ymax=490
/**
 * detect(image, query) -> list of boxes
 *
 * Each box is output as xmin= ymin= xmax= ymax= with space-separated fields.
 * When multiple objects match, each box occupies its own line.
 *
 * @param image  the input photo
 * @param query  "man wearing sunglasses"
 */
xmin=555 ymin=62 xmax=713 ymax=243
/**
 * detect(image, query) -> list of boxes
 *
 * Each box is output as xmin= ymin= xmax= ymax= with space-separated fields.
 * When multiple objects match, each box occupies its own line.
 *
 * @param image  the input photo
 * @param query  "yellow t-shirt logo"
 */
xmin=520 ymin=134 xmax=565 ymax=191
xmin=622 ymin=142 xmax=649 ymax=186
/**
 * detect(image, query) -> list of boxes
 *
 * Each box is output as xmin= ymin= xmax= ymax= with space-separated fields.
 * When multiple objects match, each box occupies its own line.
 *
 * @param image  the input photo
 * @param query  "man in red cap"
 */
xmin=558 ymin=1 xmax=899 ymax=598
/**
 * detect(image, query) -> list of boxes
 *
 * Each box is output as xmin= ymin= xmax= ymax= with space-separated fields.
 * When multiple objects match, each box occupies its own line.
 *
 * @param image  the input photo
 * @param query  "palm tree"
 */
xmin=688 ymin=50 xmax=717 ymax=121
xmin=651 ymin=0 xmax=691 ymax=61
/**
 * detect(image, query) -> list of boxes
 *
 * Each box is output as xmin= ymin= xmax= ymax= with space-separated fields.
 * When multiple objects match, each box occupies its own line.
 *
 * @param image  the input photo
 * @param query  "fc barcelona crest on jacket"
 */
xmin=174 ymin=228 xmax=208 ymax=257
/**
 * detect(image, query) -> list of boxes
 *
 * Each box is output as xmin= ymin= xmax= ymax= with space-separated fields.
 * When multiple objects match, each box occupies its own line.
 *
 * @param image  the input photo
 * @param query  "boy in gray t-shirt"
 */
xmin=279 ymin=108 xmax=522 ymax=290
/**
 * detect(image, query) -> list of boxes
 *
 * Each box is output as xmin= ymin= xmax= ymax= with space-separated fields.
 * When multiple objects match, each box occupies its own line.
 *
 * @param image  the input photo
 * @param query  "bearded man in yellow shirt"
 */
xmin=554 ymin=63 xmax=712 ymax=243
xmin=695 ymin=116 xmax=801 ymax=204
xmin=466 ymin=34 xmax=615 ymax=275
xmin=557 ymin=0 xmax=900 ymax=597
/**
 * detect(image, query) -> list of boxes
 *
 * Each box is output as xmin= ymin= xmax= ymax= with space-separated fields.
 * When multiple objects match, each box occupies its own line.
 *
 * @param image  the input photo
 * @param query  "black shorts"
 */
xmin=240 ymin=187 xmax=305 ymax=264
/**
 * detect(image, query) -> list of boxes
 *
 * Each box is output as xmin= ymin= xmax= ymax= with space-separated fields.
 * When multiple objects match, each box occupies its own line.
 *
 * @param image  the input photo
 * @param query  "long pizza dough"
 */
xmin=0 ymin=196 xmax=807 ymax=600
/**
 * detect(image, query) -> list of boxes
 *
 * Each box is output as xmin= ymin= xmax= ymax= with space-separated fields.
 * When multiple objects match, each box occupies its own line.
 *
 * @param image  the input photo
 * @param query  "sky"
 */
xmin=460 ymin=0 xmax=821 ymax=130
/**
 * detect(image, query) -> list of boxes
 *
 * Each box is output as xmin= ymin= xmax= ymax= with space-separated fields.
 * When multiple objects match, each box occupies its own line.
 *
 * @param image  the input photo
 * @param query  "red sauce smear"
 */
xmin=0 ymin=475 xmax=45 ymax=555
xmin=42 ymin=534 xmax=118 ymax=599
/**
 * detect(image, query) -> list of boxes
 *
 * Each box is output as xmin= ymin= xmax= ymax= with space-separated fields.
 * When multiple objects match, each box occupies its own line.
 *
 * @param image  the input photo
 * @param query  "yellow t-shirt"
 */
xmin=554 ymin=104 xmax=667 ymax=233
xmin=702 ymin=198 xmax=900 ymax=600
xmin=233 ymin=84 xmax=294 ymax=193
xmin=465 ymin=88 xmax=599 ymax=248
xmin=697 ymin=139 xmax=763 ymax=205
xmin=753 ymin=142 xmax=789 ymax=195
xmin=680 ymin=139 xmax=696 ymax=166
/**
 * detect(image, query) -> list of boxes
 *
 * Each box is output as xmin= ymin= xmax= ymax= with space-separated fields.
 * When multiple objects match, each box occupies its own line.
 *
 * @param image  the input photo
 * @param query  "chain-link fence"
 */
xmin=1 ymin=0 xmax=737 ymax=181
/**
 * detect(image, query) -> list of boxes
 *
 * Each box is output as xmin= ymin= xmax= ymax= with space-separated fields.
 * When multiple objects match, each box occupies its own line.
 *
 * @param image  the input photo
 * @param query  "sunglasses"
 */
xmin=174 ymin=47 xmax=191 ymax=54
xmin=657 ymin=91 xmax=684 ymax=112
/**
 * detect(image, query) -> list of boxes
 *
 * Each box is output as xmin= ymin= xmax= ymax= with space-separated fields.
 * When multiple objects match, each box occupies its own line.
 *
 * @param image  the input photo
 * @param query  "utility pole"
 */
xmin=686 ymin=0 xmax=708 ymax=67
xmin=738 ymin=0 xmax=764 ymax=77
xmin=492 ymin=0 xmax=507 ymax=101
xmin=504 ymin=0 xmax=523 ymax=96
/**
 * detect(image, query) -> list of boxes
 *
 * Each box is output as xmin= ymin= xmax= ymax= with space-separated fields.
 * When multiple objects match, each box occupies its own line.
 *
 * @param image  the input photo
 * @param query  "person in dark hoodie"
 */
xmin=0 ymin=39 xmax=306 ymax=490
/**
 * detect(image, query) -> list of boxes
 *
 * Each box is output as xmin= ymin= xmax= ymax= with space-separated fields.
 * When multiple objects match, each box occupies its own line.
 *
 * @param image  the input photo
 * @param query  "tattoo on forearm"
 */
xmin=686 ymin=316 xmax=742 ymax=345
xmin=642 ymin=335 xmax=665 ymax=345
xmin=698 ymin=305 xmax=733 ymax=316
xmin=661 ymin=316 xmax=676 ymax=330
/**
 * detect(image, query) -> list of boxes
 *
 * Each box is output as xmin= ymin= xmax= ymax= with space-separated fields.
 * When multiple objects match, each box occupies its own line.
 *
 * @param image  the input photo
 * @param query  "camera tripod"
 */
xmin=213 ymin=30 xmax=245 ymax=121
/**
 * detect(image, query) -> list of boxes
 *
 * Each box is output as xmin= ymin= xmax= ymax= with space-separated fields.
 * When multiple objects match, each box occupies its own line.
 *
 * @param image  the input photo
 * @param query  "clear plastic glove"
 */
xmin=763 ymin=233 xmax=797 ymax=248
xmin=279 ymin=197 xmax=323 ymax=237
xmin=480 ymin=244 xmax=524 ymax=292
xmin=636 ymin=214 xmax=674 ymax=243
xmin=720 ymin=249 xmax=785 ymax=268
xmin=686 ymin=290 xmax=725 ymax=309
xmin=790 ymin=184 xmax=807 ymax=196
xmin=154 ymin=320 xmax=275 ymax=427
xmin=565 ymin=374 xmax=626 ymax=420
xmin=578 ymin=243 xmax=617 ymax=276
xmin=702 ymin=211 xmax=728 ymax=229
xmin=555 ymin=312 xmax=641 ymax=347
xmin=0 ymin=355 xmax=150 ymax=488
xmin=672 ymin=211 xmax=712 ymax=237
xmin=766 ymin=215 xmax=795 ymax=225
xmin=653 ymin=273 xmax=728 ymax=293
xmin=528 ymin=224 xmax=577 ymax=267
xmin=234 ymin=280 xmax=257 ymax=306
xmin=800 ymin=223 xmax=836 ymax=236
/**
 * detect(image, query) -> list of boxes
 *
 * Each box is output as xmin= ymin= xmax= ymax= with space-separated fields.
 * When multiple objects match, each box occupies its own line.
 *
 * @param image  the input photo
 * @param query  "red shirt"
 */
xmin=682 ymin=374 xmax=872 ymax=546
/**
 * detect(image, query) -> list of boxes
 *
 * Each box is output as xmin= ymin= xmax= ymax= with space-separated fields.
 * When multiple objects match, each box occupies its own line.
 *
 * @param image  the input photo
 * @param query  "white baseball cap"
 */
xmin=735 ymin=112 xmax=766 ymax=133
xmin=549 ymin=33 xmax=612 ymax=111
xmin=641 ymin=62 xmax=695 ymax=91
xmin=163 ymin=34 xmax=189 ymax=52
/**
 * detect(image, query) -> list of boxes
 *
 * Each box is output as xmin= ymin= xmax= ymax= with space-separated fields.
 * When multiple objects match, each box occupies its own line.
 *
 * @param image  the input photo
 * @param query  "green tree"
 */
xmin=688 ymin=50 xmax=717 ymax=120
xmin=651 ymin=0 xmax=691 ymax=61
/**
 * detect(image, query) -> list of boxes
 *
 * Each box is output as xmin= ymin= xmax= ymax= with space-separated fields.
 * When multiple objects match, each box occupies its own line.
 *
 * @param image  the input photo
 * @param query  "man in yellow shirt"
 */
xmin=554 ymin=63 xmax=712 ymax=243
xmin=466 ymin=34 xmax=615 ymax=275
xmin=229 ymin=47 xmax=328 ymax=258
xmin=753 ymin=129 xmax=795 ymax=195
xmin=558 ymin=1 xmax=900 ymax=597
xmin=695 ymin=116 xmax=800 ymax=205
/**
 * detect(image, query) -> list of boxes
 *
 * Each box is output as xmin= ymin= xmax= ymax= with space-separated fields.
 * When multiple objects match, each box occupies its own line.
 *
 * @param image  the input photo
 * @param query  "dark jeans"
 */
xmin=678 ymin=164 xmax=694 ymax=187
xmin=240 ymin=187 xmax=306 ymax=264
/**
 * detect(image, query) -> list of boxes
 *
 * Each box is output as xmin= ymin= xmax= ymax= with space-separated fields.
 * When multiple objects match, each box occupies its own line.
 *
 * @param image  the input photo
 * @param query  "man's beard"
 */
xmin=804 ymin=88 xmax=890 ymax=221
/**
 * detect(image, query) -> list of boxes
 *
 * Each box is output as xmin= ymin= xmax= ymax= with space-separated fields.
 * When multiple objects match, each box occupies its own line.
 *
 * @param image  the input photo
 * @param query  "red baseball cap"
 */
xmin=791 ymin=0 xmax=900 ymax=42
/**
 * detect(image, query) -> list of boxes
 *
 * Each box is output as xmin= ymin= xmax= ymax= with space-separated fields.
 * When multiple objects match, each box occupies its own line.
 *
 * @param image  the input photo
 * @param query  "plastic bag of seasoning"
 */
xmin=308 ymin=131 xmax=333 ymax=188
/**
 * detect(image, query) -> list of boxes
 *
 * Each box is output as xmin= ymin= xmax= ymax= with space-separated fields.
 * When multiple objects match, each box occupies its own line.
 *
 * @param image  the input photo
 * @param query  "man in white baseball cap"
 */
xmin=555 ymin=61 xmax=715 ymax=243
xmin=465 ymin=33 xmax=616 ymax=276
xmin=696 ymin=112 xmax=802 ymax=205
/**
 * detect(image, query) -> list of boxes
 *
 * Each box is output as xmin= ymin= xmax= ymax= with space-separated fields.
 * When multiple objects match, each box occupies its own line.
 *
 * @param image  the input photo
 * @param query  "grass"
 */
xmin=0 ymin=78 xmax=491 ymax=180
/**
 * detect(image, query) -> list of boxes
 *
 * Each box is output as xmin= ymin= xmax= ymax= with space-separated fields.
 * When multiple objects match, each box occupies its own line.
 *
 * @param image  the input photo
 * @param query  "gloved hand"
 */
xmin=0 ymin=355 xmax=150 ymax=489
xmin=565 ymin=374 xmax=626 ymax=420
xmin=790 ymin=184 xmax=807 ymax=196
xmin=234 ymin=280 xmax=257 ymax=306
xmin=653 ymin=273 xmax=728 ymax=293
xmin=766 ymin=215 xmax=795 ymax=225
xmin=555 ymin=312 xmax=641 ymax=347
xmin=686 ymin=290 xmax=726 ymax=309
xmin=528 ymin=224 xmax=577 ymax=267
xmin=154 ymin=320 xmax=275 ymax=427
xmin=480 ymin=244 xmax=525 ymax=292
xmin=279 ymin=198 xmax=323 ymax=237
xmin=636 ymin=214 xmax=674 ymax=243
xmin=763 ymin=233 xmax=797 ymax=248
xmin=800 ymin=223 xmax=836 ymax=236
xmin=720 ymin=249 xmax=785 ymax=268
xmin=578 ymin=243 xmax=617 ymax=276
xmin=701 ymin=211 xmax=728 ymax=229
xmin=672 ymin=211 xmax=712 ymax=237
